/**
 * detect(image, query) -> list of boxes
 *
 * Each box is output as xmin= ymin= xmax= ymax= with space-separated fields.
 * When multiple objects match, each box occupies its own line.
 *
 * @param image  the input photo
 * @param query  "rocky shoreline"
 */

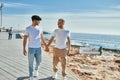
xmin=43 ymin=42 xmax=120 ymax=80
xmin=67 ymin=48 xmax=120 ymax=80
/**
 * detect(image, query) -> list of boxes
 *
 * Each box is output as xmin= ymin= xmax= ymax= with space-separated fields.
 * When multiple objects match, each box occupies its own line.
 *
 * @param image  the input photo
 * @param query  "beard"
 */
xmin=58 ymin=25 xmax=62 ymax=28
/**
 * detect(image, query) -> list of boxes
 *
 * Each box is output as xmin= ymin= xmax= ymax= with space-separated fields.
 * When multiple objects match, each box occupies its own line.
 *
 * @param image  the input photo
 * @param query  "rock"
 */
xmin=118 ymin=65 xmax=120 ymax=68
xmin=91 ymin=61 xmax=101 ymax=65
xmin=118 ymin=68 xmax=120 ymax=72
xmin=96 ymin=78 xmax=102 ymax=80
xmin=71 ymin=69 xmax=84 ymax=76
xmin=114 ymin=54 xmax=120 ymax=57
xmin=67 ymin=64 xmax=76 ymax=67
xmin=83 ymin=72 xmax=94 ymax=76
xmin=101 ymin=59 xmax=106 ymax=62
xmin=83 ymin=77 xmax=93 ymax=80
xmin=115 ymin=60 xmax=120 ymax=63
xmin=68 ymin=54 xmax=75 ymax=56
xmin=99 ymin=71 xmax=106 ymax=78
xmin=108 ymin=67 xmax=117 ymax=71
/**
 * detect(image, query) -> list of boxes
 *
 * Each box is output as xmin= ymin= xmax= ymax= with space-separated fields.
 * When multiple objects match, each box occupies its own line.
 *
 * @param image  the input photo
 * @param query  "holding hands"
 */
xmin=44 ymin=44 xmax=49 ymax=52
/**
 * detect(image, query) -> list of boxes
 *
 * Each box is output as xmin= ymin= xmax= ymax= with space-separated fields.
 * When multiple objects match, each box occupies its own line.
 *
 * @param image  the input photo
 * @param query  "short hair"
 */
xmin=58 ymin=18 xmax=65 ymax=23
xmin=31 ymin=15 xmax=42 ymax=21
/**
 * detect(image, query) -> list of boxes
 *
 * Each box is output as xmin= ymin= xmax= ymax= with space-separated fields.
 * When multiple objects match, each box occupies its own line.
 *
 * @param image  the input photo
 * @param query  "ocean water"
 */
xmin=44 ymin=33 xmax=120 ymax=50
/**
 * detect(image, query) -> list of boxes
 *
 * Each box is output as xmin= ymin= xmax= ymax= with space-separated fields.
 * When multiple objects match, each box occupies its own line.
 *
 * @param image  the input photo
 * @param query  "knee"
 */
xmin=61 ymin=57 xmax=66 ymax=64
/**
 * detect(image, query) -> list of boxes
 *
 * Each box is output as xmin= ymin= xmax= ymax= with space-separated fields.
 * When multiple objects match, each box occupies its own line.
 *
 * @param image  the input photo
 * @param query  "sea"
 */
xmin=44 ymin=33 xmax=120 ymax=51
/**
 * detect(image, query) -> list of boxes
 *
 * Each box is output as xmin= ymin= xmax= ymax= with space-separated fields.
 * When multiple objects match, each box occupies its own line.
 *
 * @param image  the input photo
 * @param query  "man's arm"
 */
xmin=41 ymin=33 xmax=47 ymax=47
xmin=67 ymin=36 xmax=71 ymax=55
xmin=47 ymin=36 xmax=54 ymax=47
xmin=41 ymin=33 xmax=51 ymax=51
xmin=23 ymin=35 xmax=28 ymax=56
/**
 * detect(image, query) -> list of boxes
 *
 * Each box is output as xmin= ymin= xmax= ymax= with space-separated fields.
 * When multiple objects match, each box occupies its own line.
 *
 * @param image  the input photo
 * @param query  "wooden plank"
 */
xmin=0 ymin=69 xmax=15 ymax=80
xmin=0 ymin=32 xmax=81 ymax=80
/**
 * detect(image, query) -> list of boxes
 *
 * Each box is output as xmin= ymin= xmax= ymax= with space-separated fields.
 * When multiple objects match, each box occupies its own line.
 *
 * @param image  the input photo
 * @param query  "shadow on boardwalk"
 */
xmin=16 ymin=76 xmax=29 ymax=80
xmin=17 ymin=76 xmax=53 ymax=80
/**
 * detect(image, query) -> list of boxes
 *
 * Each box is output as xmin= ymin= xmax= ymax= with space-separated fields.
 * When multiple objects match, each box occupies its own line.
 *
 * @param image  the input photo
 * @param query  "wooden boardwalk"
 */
xmin=0 ymin=32 xmax=81 ymax=80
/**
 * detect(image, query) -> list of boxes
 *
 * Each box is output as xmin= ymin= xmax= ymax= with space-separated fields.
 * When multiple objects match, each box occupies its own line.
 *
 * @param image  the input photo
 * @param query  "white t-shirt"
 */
xmin=52 ymin=28 xmax=70 ymax=49
xmin=24 ymin=25 xmax=42 ymax=48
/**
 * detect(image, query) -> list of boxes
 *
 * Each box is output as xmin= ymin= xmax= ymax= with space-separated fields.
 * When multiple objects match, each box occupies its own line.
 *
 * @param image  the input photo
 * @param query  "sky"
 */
xmin=0 ymin=0 xmax=120 ymax=35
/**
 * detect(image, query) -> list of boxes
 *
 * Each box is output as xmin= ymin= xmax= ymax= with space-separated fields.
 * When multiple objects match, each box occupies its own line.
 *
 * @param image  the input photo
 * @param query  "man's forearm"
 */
xmin=23 ymin=39 xmax=27 ymax=50
xmin=41 ymin=34 xmax=47 ymax=46
xmin=67 ymin=37 xmax=71 ymax=50
xmin=68 ymin=43 xmax=70 ymax=50
xmin=47 ymin=37 xmax=54 ymax=46
xmin=42 ymin=37 xmax=47 ymax=46
xmin=23 ymin=36 xmax=27 ymax=50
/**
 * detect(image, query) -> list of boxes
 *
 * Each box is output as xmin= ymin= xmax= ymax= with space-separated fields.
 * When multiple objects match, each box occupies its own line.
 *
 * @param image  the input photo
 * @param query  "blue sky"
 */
xmin=2 ymin=0 xmax=120 ymax=14
xmin=1 ymin=0 xmax=120 ymax=35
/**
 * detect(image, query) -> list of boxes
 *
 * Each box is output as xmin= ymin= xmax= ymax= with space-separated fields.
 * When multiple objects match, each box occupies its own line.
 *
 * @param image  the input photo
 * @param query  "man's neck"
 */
xmin=32 ymin=24 xmax=36 ymax=27
xmin=58 ymin=26 xmax=64 ymax=29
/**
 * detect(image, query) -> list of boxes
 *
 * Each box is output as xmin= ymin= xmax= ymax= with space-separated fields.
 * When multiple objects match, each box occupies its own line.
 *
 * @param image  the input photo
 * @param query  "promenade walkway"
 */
xmin=0 ymin=32 xmax=81 ymax=80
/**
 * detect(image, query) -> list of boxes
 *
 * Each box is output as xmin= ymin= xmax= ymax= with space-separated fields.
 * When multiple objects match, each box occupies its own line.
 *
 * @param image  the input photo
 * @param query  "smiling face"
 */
xmin=35 ymin=20 xmax=40 ymax=25
xmin=58 ymin=19 xmax=65 ymax=29
xmin=31 ymin=15 xmax=42 ymax=26
xmin=32 ymin=20 xmax=40 ymax=26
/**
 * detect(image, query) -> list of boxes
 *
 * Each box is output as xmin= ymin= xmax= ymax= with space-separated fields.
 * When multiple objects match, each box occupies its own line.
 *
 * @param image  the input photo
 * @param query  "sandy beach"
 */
xmin=44 ymin=40 xmax=120 ymax=80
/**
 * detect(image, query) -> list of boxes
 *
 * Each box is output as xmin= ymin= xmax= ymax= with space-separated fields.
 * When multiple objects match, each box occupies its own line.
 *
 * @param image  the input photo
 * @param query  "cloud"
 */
xmin=4 ymin=2 xmax=33 ymax=8
xmin=32 ymin=10 xmax=120 ymax=19
xmin=2 ymin=10 xmax=120 ymax=35
xmin=111 ymin=5 xmax=120 ymax=9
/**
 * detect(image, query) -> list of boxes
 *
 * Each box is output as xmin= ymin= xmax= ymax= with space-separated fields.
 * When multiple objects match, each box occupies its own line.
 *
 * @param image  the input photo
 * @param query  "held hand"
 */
xmin=45 ymin=46 xmax=49 ymax=52
xmin=23 ymin=49 xmax=27 ymax=56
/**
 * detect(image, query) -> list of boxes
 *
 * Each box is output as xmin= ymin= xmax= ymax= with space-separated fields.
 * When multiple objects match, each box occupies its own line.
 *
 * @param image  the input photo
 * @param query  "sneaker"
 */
xmin=62 ymin=76 xmax=67 ymax=80
xmin=52 ymin=72 xmax=58 ymax=79
xmin=30 ymin=77 xmax=34 ymax=80
xmin=34 ymin=70 xmax=39 ymax=77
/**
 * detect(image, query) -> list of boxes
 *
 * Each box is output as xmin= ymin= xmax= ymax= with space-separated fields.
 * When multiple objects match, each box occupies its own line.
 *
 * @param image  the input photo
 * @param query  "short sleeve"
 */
xmin=40 ymin=28 xmax=43 ymax=35
xmin=52 ymin=30 xmax=56 ymax=37
xmin=24 ymin=28 xmax=29 ymax=36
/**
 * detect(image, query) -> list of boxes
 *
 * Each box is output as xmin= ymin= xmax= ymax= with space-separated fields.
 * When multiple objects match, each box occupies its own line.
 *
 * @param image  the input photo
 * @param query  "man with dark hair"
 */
xmin=23 ymin=15 xmax=47 ymax=80
xmin=46 ymin=18 xmax=71 ymax=80
xmin=31 ymin=15 xmax=42 ymax=21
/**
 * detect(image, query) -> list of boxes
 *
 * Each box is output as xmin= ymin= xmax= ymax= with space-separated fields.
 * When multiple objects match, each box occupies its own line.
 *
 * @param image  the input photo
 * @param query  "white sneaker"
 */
xmin=30 ymin=77 xmax=34 ymax=80
xmin=52 ymin=72 xmax=58 ymax=79
xmin=62 ymin=76 xmax=67 ymax=80
xmin=34 ymin=70 xmax=39 ymax=77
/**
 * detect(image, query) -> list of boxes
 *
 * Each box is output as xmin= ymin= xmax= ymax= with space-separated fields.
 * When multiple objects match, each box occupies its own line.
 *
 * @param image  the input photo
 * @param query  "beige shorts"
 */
xmin=53 ymin=47 xmax=67 ymax=57
xmin=53 ymin=47 xmax=67 ymax=76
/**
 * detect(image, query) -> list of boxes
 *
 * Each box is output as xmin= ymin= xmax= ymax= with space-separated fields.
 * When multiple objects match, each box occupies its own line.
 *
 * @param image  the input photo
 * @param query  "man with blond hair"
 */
xmin=47 ymin=18 xmax=71 ymax=80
